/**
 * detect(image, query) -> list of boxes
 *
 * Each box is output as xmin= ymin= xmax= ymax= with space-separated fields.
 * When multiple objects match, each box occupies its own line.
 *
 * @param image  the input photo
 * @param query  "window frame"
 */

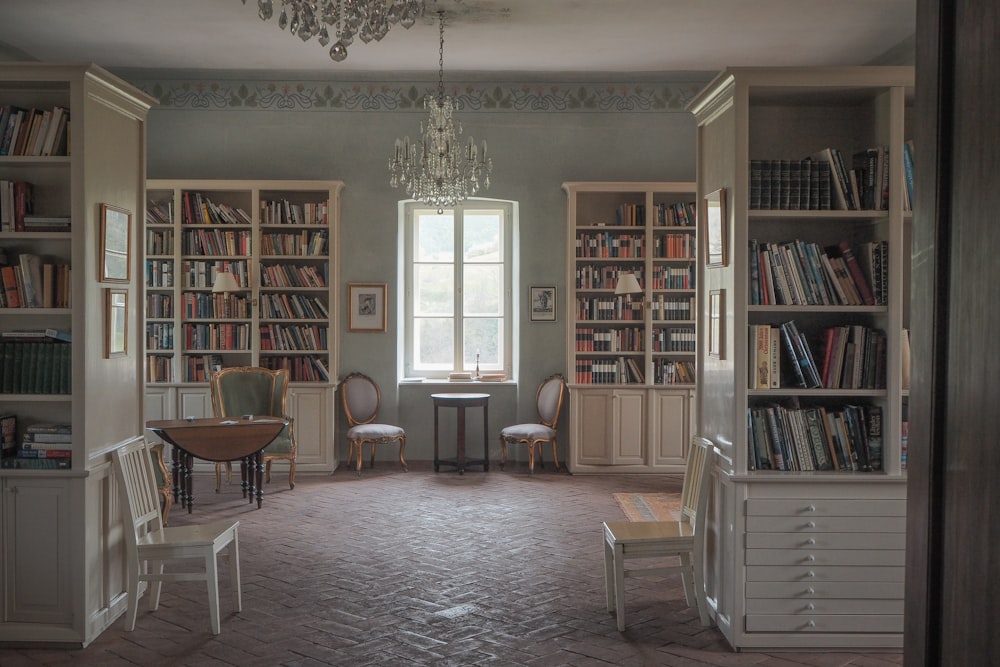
xmin=401 ymin=198 xmax=516 ymax=380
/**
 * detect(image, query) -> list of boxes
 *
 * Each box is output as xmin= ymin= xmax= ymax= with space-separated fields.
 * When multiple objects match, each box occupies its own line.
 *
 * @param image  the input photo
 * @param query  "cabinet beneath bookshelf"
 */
xmin=563 ymin=182 xmax=697 ymax=473
xmin=144 ymin=180 xmax=342 ymax=472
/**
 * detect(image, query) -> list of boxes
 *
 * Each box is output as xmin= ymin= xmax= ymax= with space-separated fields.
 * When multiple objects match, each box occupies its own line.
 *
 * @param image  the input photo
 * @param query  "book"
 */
xmin=18 ymin=253 xmax=44 ymax=307
xmin=751 ymin=324 xmax=771 ymax=389
xmin=22 ymin=432 xmax=73 ymax=444
xmin=0 ymin=457 xmax=71 ymax=469
xmin=809 ymin=148 xmax=853 ymax=210
xmin=1 ymin=266 xmax=21 ymax=307
xmin=17 ymin=448 xmax=72 ymax=458
xmin=866 ymin=405 xmax=883 ymax=472
xmin=1 ymin=413 xmax=15 ymax=457
xmin=25 ymin=422 xmax=72 ymax=434
xmin=828 ymin=241 xmax=875 ymax=306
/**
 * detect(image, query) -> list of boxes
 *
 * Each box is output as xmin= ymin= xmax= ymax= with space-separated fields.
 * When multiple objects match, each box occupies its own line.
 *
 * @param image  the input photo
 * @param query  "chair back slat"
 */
xmin=679 ymin=437 xmax=712 ymax=526
xmin=112 ymin=438 xmax=164 ymax=544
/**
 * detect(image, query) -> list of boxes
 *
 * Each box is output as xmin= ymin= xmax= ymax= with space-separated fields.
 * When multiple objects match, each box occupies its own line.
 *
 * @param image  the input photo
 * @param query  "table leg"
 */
xmin=482 ymin=401 xmax=490 ymax=472
xmin=457 ymin=406 xmax=467 ymax=475
xmin=240 ymin=458 xmax=249 ymax=499
xmin=171 ymin=447 xmax=181 ymax=504
xmin=184 ymin=452 xmax=194 ymax=513
xmin=433 ymin=404 xmax=441 ymax=472
xmin=254 ymin=450 xmax=264 ymax=509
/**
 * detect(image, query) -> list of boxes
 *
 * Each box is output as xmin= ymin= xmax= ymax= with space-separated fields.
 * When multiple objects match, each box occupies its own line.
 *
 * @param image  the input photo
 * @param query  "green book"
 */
xmin=0 ymin=342 xmax=10 ymax=393
xmin=60 ymin=342 xmax=71 ymax=394
xmin=12 ymin=343 xmax=25 ymax=393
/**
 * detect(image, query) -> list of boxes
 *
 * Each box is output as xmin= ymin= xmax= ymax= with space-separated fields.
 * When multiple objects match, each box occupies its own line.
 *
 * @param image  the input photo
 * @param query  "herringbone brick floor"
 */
xmin=0 ymin=462 xmax=905 ymax=666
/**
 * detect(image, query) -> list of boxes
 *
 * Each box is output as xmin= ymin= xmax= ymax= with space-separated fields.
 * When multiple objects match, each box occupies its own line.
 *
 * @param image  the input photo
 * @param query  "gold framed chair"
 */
xmin=340 ymin=372 xmax=407 ymax=476
xmin=112 ymin=437 xmax=241 ymax=635
xmin=150 ymin=442 xmax=173 ymax=525
xmin=601 ymin=436 xmax=714 ymax=631
xmin=499 ymin=373 xmax=566 ymax=473
xmin=209 ymin=366 xmax=297 ymax=490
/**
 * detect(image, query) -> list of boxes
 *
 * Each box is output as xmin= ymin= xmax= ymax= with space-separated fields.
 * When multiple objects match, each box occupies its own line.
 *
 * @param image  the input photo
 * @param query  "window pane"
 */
xmin=464 ymin=213 xmax=500 ymax=262
xmin=465 ymin=318 xmax=501 ymax=367
xmin=416 ymin=212 xmax=454 ymax=262
xmin=414 ymin=264 xmax=453 ymax=316
xmin=415 ymin=318 xmax=454 ymax=368
xmin=464 ymin=264 xmax=502 ymax=316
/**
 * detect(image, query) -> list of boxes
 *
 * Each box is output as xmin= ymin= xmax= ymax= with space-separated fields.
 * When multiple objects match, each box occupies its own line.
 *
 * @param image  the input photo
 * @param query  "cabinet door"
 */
xmin=3 ymin=478 xmax=72 ymax=624
xmin=575 ymin=390 xmax=614 ymax=464
xmin=145 ymin=387 xmax=177 ymax=445
xmin=612 ymin=389 xmax=646 ymax=464
xmin=178 ymin=387 xmax=212 ymax=419
xmin=650 ymin=389 xmax=692 ymax=467
xmin=287 ymin=386 xmax=332 ymax=467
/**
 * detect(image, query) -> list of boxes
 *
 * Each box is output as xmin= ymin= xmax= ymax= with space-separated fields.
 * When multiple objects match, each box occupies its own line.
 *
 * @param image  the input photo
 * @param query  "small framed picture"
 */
xmin=708 ymin=289 xmax=725 ymax=359
xmin=529 ymin=286 xmax=556 ymax=322
xmin=100 ymin=203 xmax=132 ymax=283
xmin=348 ymin=283 xmax=387 ymax=332
xmin=106 ymin=288 xmax=128 ymax=358
xmin=704 ymin=188 xmax=727 ymax=268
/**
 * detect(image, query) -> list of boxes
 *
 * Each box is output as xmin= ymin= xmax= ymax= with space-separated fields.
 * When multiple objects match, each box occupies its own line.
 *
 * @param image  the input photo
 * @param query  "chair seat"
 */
xmin=348 ymin=423 xmax=405 ymax=440
xmin=500 ymin=424 xmax=556 ymax=441
xmin=138 ymin=521 xmax=240 ymax=552
xmin=603 ymin=520 xmax=694 ymax=544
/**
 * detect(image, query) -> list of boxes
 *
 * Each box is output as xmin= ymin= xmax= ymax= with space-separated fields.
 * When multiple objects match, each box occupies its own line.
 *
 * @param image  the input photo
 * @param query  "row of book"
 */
xmin=0 ymin=419 xmax=73 ymax=469
xmin=181 ymin=228 xmax=253 ymax=256
xmin=749 ymin=238 xmax=885 ymax=307
xmin=1 ymin=180 xmax=72 ymax=233
xmin=1 ymin=254 xmax=72 ymax=309
xmin=0 ymin=339 xmax=72 ymax=394
xmin=146 ymin=293 xmax=173 ymax=318
xmin=573 ymin=356 xmax=646 ymax=384
xmin=146 ymin=228 xmax=174 ymax=255
xmin=585 ymin=201 xmax=696 ymax=227
xmin=182 ymin=259 xmax=249 ymax=289
xmin=576 ymin=264 xmax=642 ymax=290
xmin=650 ymin=265 xmax=694 ymax=290
xmin=575 ymin=232 xmax=645 ymax=258
xmin=0 ymin=105 xmax=70 ymax=158
xmin=259 ymin=293 xmax=329 ymax=320
xmin=260 ymin=230 xmax=328 ymax=256
xmin=181 ymin=292 xmax=251 ymax=319
xmin=261 ymin=355 xmax=331 ymax=382
xmin=181 ymin=192 xmax=253 ymax=226
xmin=146 ymin=259 xmax=174 ymax=287
xmin=655 ymin=359 xmax=695 ymax=385
xmin=652 ymin=233 xmax=697 ymax=259
xmin=182 ymin=323 xmax=251 ymax=351
xmin=763 ymin=319 xmax=886 ymax=390
xmin=652 ymin=327 xmax=696 ymax=352
xmin=575 ymin=296 xmax=644 ymax=321
xmin=260 ymin=199 xmax=330 ymax=226
xmin=146 ymin=354 xmax=173 ymax=383
xmin=649 ymin=296 xmax=695 ymax=321
xmin=259 ymin=263 xmax=327 ymax=289
xmin=146 ymin=323 xmax=174 ymax=350
xmin=748 ymin=403 xmax=883 ymax=472
xmin=575 ymin=327 xmax=644 ymax=352
xmin=258 ymin=324 xmax=329 ymax=351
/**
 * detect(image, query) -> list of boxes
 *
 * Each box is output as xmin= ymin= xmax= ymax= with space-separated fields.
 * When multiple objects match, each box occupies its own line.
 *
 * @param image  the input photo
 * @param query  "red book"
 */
xmin=13 ymin=180 xmax=33 ymax=232
xmin=836 ymin=241 xmax=875 ymax=306
xmin=1 ymin=266 xmax=21 ymax=307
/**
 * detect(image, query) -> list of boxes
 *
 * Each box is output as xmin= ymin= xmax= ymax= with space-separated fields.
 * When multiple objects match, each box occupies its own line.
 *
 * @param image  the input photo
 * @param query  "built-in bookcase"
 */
xmin=689 ymin=66 xmax=913 ymax=651
xmin=563 ymin=182 xmax=697 ymax=473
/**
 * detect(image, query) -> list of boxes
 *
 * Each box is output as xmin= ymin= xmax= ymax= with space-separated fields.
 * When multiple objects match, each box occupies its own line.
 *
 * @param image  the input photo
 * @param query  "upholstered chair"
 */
xmin=499 ymin=373 xmax=567 ymax=473
xmin=340 ymin=372 xmax=407 ymax=476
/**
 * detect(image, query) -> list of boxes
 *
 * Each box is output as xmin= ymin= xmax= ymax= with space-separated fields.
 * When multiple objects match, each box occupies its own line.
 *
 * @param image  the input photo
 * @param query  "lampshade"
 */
xmin=212 ymin=270 xmax=240 ymax=294
xmin=614 ymin=272 xmax=643 ymax=296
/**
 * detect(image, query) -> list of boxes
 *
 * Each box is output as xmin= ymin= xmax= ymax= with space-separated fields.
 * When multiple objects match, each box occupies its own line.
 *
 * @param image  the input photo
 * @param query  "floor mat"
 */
xmin=612 ymin=492 xmax=682 ymax=521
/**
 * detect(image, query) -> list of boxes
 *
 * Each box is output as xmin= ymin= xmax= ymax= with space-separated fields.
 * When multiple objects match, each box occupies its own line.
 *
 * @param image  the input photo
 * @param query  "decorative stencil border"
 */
xmin=132 ymin=79 xmax=708 ymax=113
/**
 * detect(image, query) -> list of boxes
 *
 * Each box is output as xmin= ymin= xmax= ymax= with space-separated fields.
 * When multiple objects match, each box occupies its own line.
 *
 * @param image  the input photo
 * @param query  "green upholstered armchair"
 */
xmin=209 ymin=366 xmax=297 ymax=490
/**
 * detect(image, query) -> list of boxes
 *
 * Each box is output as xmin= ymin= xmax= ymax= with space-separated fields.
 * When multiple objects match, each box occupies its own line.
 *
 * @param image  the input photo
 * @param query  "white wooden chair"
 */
xmin=602 ymin=436 xmax=714 ymax=631
xmin=499 ymin=373 xmax=566 ymax=473
xmin=112 ymin=437 xmax=242 ymax=635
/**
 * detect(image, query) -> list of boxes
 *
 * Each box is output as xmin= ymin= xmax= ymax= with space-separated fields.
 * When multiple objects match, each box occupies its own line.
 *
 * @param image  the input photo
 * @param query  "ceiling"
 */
xmin=0 ymin=0 xmax=915 ymax=77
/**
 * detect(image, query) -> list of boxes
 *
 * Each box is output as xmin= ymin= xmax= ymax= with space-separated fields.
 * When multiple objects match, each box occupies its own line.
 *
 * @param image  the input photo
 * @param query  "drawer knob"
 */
xmin=806 ymin=571 xmax=815 ymax=578
xmin=806 ymin=521 xmax=816 ymax=528
xmin=805 ymin=587 xmax=815 ymax=596
xmin=806 ymin=603 xmax=815 ymax=611
xmin=806 ymin=505 xmax=816 ymax=512
xmin=805 ymin=538 xmax=816 ymax=545
xmin=805 ymin=554 xmax=816 ymax=562
xmin=806 ymin=620 xmax=816 ymax=628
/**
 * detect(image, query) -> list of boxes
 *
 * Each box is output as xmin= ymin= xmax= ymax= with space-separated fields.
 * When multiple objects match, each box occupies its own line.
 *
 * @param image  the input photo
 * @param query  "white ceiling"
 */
xmin=0 ymin=0 xmax=915 ymax=76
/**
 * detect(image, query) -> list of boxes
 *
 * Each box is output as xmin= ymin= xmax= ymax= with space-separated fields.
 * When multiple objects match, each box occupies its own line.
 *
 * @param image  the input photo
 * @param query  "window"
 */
xmin=402 ymin=199 xmax=515 ymax=379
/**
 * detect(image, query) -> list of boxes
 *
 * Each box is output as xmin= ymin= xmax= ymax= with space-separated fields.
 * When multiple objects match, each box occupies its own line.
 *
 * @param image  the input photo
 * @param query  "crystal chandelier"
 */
xmin=388 ymin=11 xmax=492 ymax=211
xmin=243 ymin=0 xmax=426 ymax=62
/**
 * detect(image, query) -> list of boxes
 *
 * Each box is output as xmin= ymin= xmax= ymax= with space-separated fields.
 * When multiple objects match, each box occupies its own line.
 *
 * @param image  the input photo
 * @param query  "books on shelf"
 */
xmin=0 ymin=104 xmax=70 ymax=157
xmin=748 ymin=238 xmax=881 ymax=306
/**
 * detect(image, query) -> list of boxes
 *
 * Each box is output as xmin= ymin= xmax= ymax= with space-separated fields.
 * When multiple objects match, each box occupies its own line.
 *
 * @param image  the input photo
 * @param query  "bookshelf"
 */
xmin=563 ymin=182 xmax=697 ymax=473
xmin=0 ymin=63 xmax=153 ymax=646
xmin=688 ymin=67 xmax=913 ymax=650
xmin=144 ymin=180 xmax=343 ymax=472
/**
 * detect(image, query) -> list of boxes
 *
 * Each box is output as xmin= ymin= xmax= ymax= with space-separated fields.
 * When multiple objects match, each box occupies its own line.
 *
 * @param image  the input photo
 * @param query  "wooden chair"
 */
xmin=111 ymin=437 xmax=241 ymax=635
xmin=602 ymin=436 xmax=714 ymax=631
xmin=150 ymin=443 xmax=173 ymax=525
xmin=499 ymin=373 xmax=566 ymax=473
xmin=209 ymin=366 xmax=297 ymax=490
xmin=340 ymin=372 xmax=407 ymax=476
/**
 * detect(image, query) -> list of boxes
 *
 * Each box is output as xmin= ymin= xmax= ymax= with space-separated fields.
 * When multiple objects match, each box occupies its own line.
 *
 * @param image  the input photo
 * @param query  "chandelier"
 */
xmin=388 ymin=11 xmax=492 ymax=211
xmin=243 ymin=0 xmax=426 ymax=62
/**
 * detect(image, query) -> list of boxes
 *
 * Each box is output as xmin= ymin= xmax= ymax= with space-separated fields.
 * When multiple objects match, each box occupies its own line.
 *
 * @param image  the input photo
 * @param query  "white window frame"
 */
xmin=401 ymin=198 xmax=516 ymax=380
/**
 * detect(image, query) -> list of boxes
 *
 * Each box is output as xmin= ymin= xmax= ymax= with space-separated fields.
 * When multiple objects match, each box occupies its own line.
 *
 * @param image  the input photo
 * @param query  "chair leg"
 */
xmin=287 ymin=459 xmax=296 ymax=489
xmin=398 ymin=437 xmax=408 ymax=472
xmin=265 ymin=459 xmax=272 ymax=483
xmin=215 ymin=463 xmax=222 ymax=492
xmin=229 ymin=536 xmax=242 ymax=613
xmin=678 ymin=552 xmax=697 ymax=607
xmin=148 ymin=560 xmax=164 ymax=610
xmin=124 ymin=556 xmax=140 ymax=631
xmin=499 ymin=437 xmax=507 ymax=471
xmin=356 ymin=440 xmax=363 ymax=477
xmin=603 ymin=537 xmax=615 ymax=614
xmin=613 ymin=543 xmax=627 ymax=631
xmin=692 ymin=552 xmax=710 ymax=626
xmin=370 ymin=443 xmax=376 ymax=470
xmin=551 ymin=438 xmax=561 ymax=471
xmin=527 ymin=442 xmax=535 ymax=473
xmin=205 ymin=551 xmax=222 ymax=636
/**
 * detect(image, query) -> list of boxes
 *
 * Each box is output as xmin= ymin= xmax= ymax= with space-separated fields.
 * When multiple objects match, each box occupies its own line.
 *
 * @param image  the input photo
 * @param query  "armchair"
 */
xmin=209 ymin=366 xmax=297 ymax=490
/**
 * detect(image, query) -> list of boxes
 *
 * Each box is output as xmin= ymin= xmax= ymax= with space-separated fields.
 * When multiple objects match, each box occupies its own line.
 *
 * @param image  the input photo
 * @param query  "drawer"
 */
xmin=746 ymin=581 xmax=904 ymax=599
xmin=746 ymin=515 xmax=905 ymax=533
xmin=745 ymin=549 xmax=905 ymax=567
xmin=745 ymin=532 xmax=906 ymax=550
xmin=746 ymin=598 xmax=904 ymax=614
xmin=747 ymin=565 xmax=906 ymax=582
xmin=745 ymin=613 xmax=903 ymax=633
xmin=746 ymin=498 xmax=906 ymax=517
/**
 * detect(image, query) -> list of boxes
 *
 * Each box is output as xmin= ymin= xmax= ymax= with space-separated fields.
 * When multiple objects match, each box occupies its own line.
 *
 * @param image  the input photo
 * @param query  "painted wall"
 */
xmin=123 ymin=73 xmax=709 ymax=463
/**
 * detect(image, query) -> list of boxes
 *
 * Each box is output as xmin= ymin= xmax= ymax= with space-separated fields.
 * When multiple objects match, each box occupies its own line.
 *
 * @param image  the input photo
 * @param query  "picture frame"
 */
xmin=529 ymin=286 xmax=557 ymax=322
xmin=106 ymin=288 xmax=128 ymax=358
xmin=704 ymin=187 xmax=727 ymax=268
xmin=348 ymin=282 xmax=387 ymax=332
xmin=708 ymin=289 xmax=725 ymax=359
xmin=100 ymin=203 xmax=132 ymax=283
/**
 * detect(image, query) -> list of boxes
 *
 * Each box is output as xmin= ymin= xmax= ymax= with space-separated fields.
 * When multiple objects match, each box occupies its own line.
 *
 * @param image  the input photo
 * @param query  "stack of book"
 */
xmin=1 ymin=421 xmax=72 ymax=469
xmin=478 ymin=372 xmax=508 ymax=382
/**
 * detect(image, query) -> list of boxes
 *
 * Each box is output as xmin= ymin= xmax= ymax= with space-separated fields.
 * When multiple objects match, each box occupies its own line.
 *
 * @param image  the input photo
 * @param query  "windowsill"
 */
xmin=398 ymin=379 xmax=517 ymax=386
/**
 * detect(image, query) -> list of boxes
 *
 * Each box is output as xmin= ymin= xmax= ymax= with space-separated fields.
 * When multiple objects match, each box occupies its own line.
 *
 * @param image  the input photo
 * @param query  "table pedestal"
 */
xmin=432 ymin=393 xmax=490 ymax=474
